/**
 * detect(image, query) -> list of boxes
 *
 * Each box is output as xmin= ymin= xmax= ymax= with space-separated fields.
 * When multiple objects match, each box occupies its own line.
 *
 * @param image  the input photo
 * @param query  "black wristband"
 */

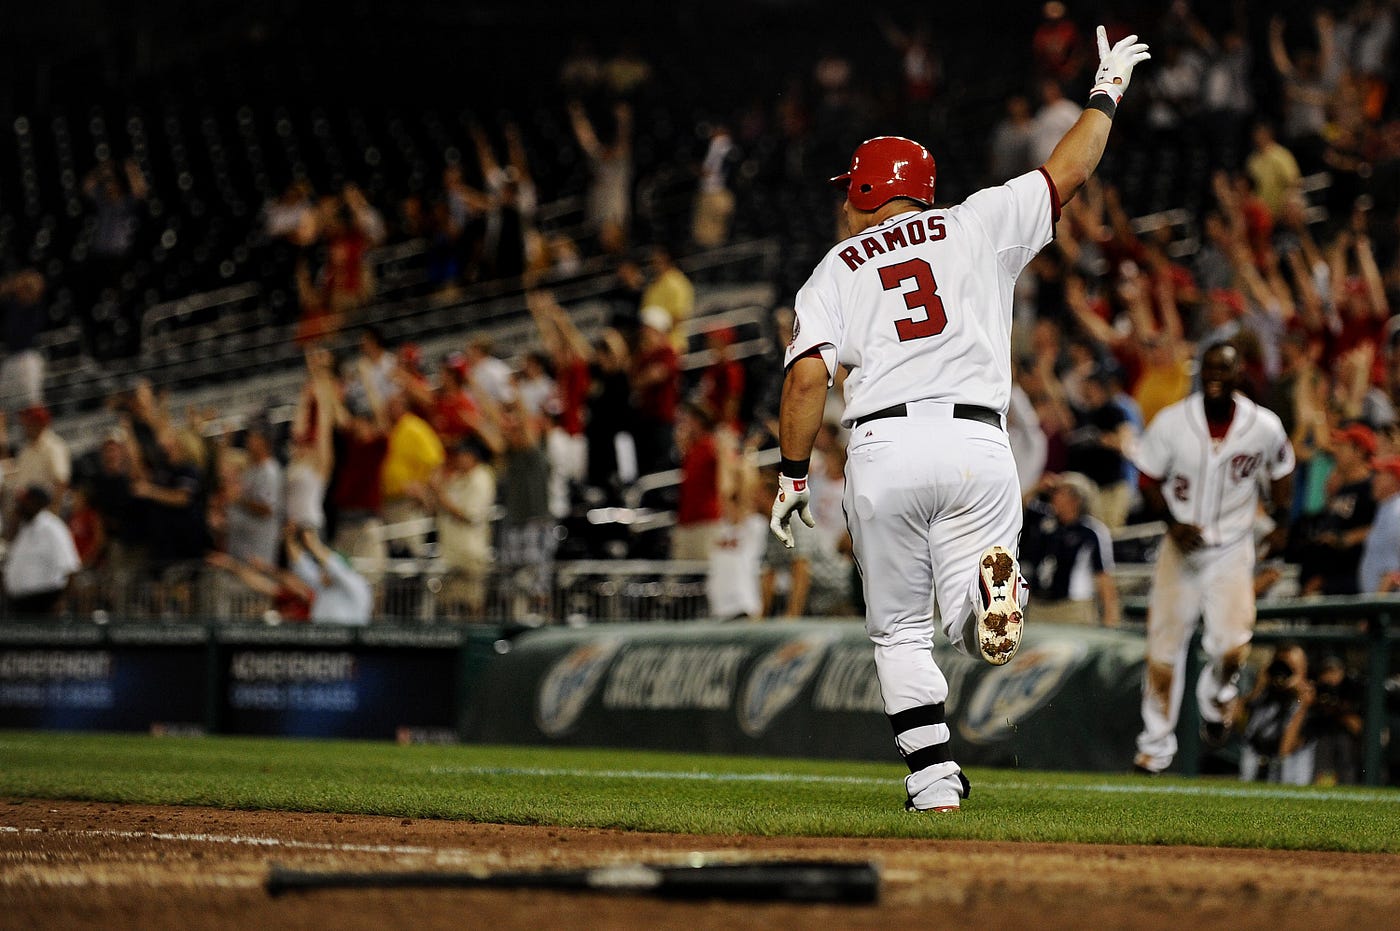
xmin=1086 ymin=93 xmax=1117 ymax=119
xmin=780 ymin=457 xmax=810 ymax=479
xmin=1271 ymin=505 xmax=1292 ymax=531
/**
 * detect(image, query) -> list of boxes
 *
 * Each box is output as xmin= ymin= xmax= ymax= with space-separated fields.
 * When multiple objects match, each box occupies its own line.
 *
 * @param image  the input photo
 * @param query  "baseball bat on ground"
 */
xmin=267 ymin=859 xmax=880 ymax=904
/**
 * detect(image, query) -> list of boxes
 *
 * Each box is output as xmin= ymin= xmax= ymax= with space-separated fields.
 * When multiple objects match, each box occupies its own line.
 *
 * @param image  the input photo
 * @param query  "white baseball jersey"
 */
xmin=1133 ymin=392 xmax=1295 ymax=549
xmin=784 ymin=169 xmax=1059 ymax=425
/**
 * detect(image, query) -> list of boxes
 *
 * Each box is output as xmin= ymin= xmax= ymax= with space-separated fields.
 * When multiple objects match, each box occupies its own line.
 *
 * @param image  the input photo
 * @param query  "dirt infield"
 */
xmin=3 ymin=799 xmax=1398 ymax=929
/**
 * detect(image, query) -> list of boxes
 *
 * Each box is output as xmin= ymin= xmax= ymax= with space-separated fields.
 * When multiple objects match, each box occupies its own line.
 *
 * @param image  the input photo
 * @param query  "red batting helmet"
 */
xmin=829 ymin=136 xmax=936 ymax=211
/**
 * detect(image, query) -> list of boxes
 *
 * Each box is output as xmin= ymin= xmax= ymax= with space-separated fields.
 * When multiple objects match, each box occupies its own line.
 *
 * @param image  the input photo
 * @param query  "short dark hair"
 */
xmin=19 ymin=484 xmax=51 ymax=511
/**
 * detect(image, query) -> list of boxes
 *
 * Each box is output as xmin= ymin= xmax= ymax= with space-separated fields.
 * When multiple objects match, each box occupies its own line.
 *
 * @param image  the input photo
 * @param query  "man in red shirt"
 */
xmin=697 ymin=325 xmax=746 ymax=434
xmin=430 ymin=352 xmax=503 ymax=455
xmin=632 ymin=305 xmax=681 ymax=473
xmin=673 ymin=403 xmax=724 ymax=561
xmin=329 ymin=394 xmax=390 ymax=578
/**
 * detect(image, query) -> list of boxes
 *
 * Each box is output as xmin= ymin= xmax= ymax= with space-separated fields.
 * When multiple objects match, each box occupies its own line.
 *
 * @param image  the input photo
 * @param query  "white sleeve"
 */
xmin=784 ymin=263 xmax=842 ymax=384
xmin=55 ymin=523 xmax=81 ymax=577
xmin=1266 ymin=419 xmax=1297 ymax=481
xmin=1132 ymin=413 xmax=1174 ymax=482
xmin=960 ymin=168 xmax=1059 ymax=278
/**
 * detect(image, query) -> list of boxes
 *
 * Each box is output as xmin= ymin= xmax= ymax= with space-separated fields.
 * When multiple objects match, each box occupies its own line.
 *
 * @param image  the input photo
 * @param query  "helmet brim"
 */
xmin=828 ymin=172 xmax=852 ymax=189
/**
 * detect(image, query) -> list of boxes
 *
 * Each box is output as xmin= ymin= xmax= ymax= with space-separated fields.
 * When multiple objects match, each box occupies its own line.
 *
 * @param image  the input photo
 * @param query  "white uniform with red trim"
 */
xmin=783 ymin=168 xmax=1057 ymax=808
xmin=786 ymin=169 xmax=1059 ymax=424
xmin=1131 ymin=391 xmax=1295 ymax=773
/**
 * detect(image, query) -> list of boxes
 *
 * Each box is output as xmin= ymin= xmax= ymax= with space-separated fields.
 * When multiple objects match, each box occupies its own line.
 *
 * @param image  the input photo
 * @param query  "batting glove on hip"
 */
xmin=1090 ymin=26 xmax=1151 ymax=105
xmin=769 ymin=474 xmax=815 ymax=548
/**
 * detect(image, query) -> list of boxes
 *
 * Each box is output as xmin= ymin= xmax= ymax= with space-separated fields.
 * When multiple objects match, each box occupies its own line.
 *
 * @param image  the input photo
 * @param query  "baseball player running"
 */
xmin=1132 ymin=341 xmax=1295 ymax=774
xmin=771 ymin=28 xmax=1150 ymax=811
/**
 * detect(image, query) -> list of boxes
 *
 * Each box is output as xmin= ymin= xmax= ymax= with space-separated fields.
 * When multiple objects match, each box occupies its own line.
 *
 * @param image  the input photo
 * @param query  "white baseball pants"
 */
xmin=843 ymin=403 xmax=1022 ymax=803
xmin=1135 ymin=535 xmax=1256 ymax=772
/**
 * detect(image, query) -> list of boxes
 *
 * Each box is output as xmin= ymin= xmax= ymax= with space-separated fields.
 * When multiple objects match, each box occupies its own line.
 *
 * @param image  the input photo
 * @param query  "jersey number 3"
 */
xmin=879 ymin=258 xmax=947 ymax=342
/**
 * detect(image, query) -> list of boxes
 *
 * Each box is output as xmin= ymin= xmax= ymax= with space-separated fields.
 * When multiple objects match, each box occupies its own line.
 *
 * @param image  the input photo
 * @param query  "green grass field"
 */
xmin=2 ymin=731 xmax=1396 ymax=853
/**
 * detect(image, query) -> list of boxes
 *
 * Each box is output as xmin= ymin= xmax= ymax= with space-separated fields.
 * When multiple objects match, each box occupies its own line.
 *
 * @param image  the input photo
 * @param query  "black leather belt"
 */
xmin=852 ymin=403 xmax=1002 ymax=431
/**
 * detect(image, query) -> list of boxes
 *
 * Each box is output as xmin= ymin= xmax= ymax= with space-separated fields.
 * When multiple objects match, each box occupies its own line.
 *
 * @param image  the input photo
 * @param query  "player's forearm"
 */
xmin=1142 ymin=480 xmax=1171 ymax=522
xmin=777 ymin=357 xmax=828 ymax=474
xmin=1043 ymin=110 xmax=1113 ymax=206
xmin=1045 ymin=27 xmax=1149 ymax=205
xmin=1269 ymin=476 xmax=1293 ymax=528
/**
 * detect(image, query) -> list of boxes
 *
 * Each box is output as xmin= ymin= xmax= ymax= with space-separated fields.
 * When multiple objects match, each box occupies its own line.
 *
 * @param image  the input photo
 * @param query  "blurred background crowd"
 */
xmin=1 ymin=0 xmax=1399 ymax=778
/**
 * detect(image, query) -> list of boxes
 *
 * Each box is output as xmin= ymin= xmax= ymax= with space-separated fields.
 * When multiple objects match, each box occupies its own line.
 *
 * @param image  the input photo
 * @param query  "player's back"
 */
xmin=792 ymin=170 xmax=1057 ymax=425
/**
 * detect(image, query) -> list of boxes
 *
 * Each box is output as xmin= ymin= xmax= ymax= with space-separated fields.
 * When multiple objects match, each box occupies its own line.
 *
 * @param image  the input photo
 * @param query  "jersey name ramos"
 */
xmin=784 ymin=169 xmax=1057 ymax=426
xmin=1134 ymin=393 xmax=1295 ymax=549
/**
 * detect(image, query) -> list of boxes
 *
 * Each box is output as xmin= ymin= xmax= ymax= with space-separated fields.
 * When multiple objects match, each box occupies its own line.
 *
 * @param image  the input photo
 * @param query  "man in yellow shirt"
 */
xmin=1245 ymin=122 xmax=1301 ymax=219
xmin=380 ymin=394 xmax=445 ymax=555
xmin=1133 ymin=332 xmax=1193 ymax=426
xmin=640 ymin=245 xmax=694 ymax=352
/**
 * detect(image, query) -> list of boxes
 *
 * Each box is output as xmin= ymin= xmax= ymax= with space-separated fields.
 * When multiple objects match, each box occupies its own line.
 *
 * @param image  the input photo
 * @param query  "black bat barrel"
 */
xmin=267 ymin=860 xmax=880 ymax=904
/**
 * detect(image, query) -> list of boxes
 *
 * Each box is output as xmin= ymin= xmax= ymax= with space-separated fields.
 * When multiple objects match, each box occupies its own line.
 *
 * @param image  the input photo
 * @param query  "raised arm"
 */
xmin=206 ymin=551 xmax=281 ymax=600
xmin=567 ymin=101 xmax=602 ymax=159
xmin=612 ymin=103 xmax=632 ymax=155
xmin=504 ymin=123 xmax=533 ymax=185
xmin=1043 ymin=27 xmax=1151 ymax=205
xmin=1268 ymin=16 xmax=1295 ymax=79
xmin=1354 ymin=232 xmax=1391 ymax=319
xmin=526 ymin=289 xmax=566 ymax=360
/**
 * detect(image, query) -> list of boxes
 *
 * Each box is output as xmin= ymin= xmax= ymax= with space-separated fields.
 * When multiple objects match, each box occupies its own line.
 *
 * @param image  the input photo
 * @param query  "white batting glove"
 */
xmin=1090 ymin=26 xmax=1151 ymax=105
xmin=769 ymin=474 xmax=815 ymax=549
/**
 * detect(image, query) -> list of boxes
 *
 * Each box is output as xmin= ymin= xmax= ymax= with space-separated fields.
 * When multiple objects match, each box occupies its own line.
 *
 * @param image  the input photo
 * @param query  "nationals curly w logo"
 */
xmin=1229 ymin=453 xmax=1262 ymax=482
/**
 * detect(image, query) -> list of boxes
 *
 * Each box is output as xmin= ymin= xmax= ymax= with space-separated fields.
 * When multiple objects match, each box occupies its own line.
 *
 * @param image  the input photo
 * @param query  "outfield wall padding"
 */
xmin=464 ymin=621 xmax=1148 ymax=772
xmin=0 ymin=623 xmax=476 ymax=740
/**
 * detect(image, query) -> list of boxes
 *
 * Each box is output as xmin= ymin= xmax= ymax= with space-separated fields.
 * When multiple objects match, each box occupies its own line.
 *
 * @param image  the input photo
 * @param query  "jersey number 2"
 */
xmin=879 ymin=258 xmax=947 ymax=342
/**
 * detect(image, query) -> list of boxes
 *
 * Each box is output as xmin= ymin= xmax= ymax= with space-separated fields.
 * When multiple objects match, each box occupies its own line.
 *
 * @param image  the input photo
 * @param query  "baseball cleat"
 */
xmin=904 ymin=771 xmax=971 ymax=812
xmin=1132 ymin=753 xmax=1164 ymax=776
xmin=905 ymin=800 xmax=960 ymax=813
xmin=975 ymin=545 xmax=1024 ymax=666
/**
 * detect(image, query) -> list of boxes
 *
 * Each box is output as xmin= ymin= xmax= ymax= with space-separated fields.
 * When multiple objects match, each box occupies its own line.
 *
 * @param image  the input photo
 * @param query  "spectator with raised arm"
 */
xmin=472 ymin=123 xmax=535 ymax=281
xmin=1268 ymin=12 xmax=1340 ymax=170
xmin=692 ymin=122 xmax=739 ymax=249
xmin=568 ymin=100 xmax=633 ymax=256
xmin=286 ymin=524 xmax=372 ymax=625
xmin=286 ymin=349 xmax=337 ymax=539
xmin=328 ymin=358 xmax=390 ymax=563
xmin=527 ymin=290 xmax=593 ymax=496
xmin=205 ymin=549 xmax=311 ymax=623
